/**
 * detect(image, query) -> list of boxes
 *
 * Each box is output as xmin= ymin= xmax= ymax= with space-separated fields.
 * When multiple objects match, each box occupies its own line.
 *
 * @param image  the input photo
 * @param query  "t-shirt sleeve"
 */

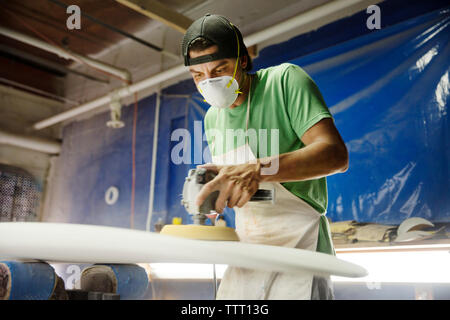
xmin=203 ymin=107 xmax=216 ymax=147
xmin=281 ymin=64 xmax=333 ymax=141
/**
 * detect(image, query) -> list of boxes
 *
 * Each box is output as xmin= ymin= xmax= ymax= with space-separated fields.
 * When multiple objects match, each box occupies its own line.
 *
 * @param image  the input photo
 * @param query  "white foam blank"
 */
xmin=0 ymin=222 xmax=367 ymax=278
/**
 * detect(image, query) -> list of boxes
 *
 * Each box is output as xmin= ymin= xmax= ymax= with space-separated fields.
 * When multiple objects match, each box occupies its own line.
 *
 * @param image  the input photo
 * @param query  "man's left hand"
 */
xmin=195 ymin=162 xmax=262 ymax=213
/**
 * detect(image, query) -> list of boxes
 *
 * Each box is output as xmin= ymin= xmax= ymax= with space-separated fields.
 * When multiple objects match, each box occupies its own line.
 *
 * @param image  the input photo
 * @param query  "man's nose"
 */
xmin=197 ymin=73 xmax=216 ymax=83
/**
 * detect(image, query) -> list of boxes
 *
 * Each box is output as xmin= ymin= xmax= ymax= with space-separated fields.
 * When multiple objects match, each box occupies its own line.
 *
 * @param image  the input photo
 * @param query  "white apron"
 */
xmin=210 ymin=77 xmax=332 ymax=300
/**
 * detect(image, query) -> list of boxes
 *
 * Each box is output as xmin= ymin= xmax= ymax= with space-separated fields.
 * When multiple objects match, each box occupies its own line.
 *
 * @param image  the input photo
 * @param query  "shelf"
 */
xmin=334 ymin=238 xmax=450 ymax=253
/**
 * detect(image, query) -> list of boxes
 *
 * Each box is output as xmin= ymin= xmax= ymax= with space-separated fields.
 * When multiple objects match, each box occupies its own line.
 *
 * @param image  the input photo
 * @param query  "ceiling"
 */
xmin=0 ymin=0 xmax=333 ymax=126
xmin=0 ymin=0 xmax=204 ymax=99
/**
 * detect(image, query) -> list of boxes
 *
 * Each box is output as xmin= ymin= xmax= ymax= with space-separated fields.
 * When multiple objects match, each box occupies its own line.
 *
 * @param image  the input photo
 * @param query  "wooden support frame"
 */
xmin=116 ymin=0 xmax=193 ymax=33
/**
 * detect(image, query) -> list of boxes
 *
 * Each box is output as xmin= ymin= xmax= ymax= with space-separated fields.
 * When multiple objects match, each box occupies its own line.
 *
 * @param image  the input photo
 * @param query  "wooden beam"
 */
xmin=116 ymin=0 xmax=193 ymax=33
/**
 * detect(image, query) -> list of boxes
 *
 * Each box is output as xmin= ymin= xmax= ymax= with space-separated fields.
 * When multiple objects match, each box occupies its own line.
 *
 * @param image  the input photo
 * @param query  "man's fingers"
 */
xmin=197 ymin=163 xmax=222 ymax=173
xmin=214 ymin=181 xmax=234 ymax=213
xmin=195 ymin=177 xmax=221 ymax=206
xmin=227 ymin=189 xmax=242 ymax=208
xmin=236 ymin=191 xmax=252 ymax=208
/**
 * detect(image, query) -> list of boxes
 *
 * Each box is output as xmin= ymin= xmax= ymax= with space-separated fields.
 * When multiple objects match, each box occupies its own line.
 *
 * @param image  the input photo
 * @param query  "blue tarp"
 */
xmin=293 ymin=8 xmax=450 ymax=224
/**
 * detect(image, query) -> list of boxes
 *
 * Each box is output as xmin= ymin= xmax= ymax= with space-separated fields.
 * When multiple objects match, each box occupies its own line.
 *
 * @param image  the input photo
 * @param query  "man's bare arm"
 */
xmin=196 ymin=118 xmax=348 ymax=212
xmin=260 ymin=118 xmax=349 ymax=182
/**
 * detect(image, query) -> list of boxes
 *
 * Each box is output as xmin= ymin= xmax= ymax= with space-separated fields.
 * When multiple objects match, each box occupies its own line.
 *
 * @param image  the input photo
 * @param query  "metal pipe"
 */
xmin=146 ymin=90 xmax=161 ymax=232
xmin=0 ymin=130 xmax=61 ymax=154
xmin=31 ymin=0 xmax=376 ymax=130
xmin=0 ymin=44 xmax=109 ymax=84
xmin=0 ymin=26 xmax=131 ymax=82
xmin=32 ymin=64 xmax=186 ymax=130
xmin=0 ymin=77 xmax=79 ymax=106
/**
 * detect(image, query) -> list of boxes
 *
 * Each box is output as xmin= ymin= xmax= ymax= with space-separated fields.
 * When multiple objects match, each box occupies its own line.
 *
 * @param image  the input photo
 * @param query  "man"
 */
xmin=182 ymin=14 xmax=348 ymax=300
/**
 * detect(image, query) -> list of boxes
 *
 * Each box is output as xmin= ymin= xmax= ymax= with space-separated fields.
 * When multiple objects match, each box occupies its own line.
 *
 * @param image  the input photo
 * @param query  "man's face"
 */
xmin=188 ymin=45 xmax=245 ymax=86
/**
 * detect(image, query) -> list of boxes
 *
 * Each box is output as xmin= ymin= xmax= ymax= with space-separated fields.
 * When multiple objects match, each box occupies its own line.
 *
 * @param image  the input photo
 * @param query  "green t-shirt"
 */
xmin=204 ymin=63 xmax=333 ymax=213
xmin=204 ymin=63 xmax=335 ymax=255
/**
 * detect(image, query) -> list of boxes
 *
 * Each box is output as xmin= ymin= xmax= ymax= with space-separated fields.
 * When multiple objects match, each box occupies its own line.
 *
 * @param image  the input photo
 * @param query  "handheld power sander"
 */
xmin=160 ymin=168 xmax=274 ymax=241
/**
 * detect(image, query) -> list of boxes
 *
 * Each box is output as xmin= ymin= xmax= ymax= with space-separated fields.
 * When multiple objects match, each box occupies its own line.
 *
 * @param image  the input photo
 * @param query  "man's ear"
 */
xmin=240 ymin=55 xmax=248 ymax=69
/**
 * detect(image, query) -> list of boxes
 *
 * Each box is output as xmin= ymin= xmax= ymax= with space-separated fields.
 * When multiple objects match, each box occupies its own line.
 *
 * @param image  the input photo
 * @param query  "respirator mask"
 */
xmin=182 ymin=15 xmax=249 ymax=109
xmin=195 ymin=21 xmax=244 ymax=109
xmin=197 ymin=61 xmax=243 ymax=109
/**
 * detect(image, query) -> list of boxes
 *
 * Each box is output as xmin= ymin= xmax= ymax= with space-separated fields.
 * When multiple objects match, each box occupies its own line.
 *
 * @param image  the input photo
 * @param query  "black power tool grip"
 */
xmin=195 ymin=168 xmax=273 ymax=201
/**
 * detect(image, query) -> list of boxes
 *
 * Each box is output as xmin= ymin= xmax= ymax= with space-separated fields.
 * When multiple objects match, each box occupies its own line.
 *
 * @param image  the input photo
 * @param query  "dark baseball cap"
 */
xmin=181 ymin=14 xmax=249 ymax=66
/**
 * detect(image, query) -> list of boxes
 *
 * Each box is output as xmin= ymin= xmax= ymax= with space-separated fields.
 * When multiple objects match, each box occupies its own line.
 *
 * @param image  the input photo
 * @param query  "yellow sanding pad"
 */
xmin=160 ymin=225 xmax=239 ymax=241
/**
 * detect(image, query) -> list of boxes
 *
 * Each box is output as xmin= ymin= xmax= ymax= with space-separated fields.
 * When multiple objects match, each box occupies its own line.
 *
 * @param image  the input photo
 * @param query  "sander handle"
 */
xmin=250 ymin=189 xmax=273 ymax=201
xmin=195 ymin=167 xmax=274 ymax=201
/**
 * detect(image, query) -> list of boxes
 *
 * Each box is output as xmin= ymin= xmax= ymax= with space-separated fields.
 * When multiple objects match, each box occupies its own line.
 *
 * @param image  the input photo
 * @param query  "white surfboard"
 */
xmin=0 ymin=222 xmax=367 ymax=278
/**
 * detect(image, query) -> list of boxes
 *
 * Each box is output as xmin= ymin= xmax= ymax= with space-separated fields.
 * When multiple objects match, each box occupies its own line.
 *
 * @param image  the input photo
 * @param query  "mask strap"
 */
xmin=227 ymin=23 xmax=241 ymax=94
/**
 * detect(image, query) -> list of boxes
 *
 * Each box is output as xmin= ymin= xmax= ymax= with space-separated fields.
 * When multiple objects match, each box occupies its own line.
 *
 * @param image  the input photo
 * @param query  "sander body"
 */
xmin=160 ymin=168 xmax=274 ymax=241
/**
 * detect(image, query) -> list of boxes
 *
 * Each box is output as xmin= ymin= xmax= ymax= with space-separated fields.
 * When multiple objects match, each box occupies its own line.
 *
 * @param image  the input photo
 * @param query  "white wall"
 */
xmin=0 ymin=84 xmax=64 ymax=220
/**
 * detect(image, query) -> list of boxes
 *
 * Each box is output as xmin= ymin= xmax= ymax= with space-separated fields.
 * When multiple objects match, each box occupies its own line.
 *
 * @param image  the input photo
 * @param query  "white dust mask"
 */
xmin=197 ymin=75 xmax=241 ymax=109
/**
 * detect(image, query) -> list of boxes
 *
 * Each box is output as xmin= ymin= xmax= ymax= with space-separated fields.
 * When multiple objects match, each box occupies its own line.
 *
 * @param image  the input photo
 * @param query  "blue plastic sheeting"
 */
xmin=291 ymin=8 xmax=449 ymax=224
xmin=52 ymin=95 xmax=156 ymax=228
xmin=154 ymin=93 xmax=217 ymax=228
xmin=253 ymin=0 xmax=450 ymax=71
